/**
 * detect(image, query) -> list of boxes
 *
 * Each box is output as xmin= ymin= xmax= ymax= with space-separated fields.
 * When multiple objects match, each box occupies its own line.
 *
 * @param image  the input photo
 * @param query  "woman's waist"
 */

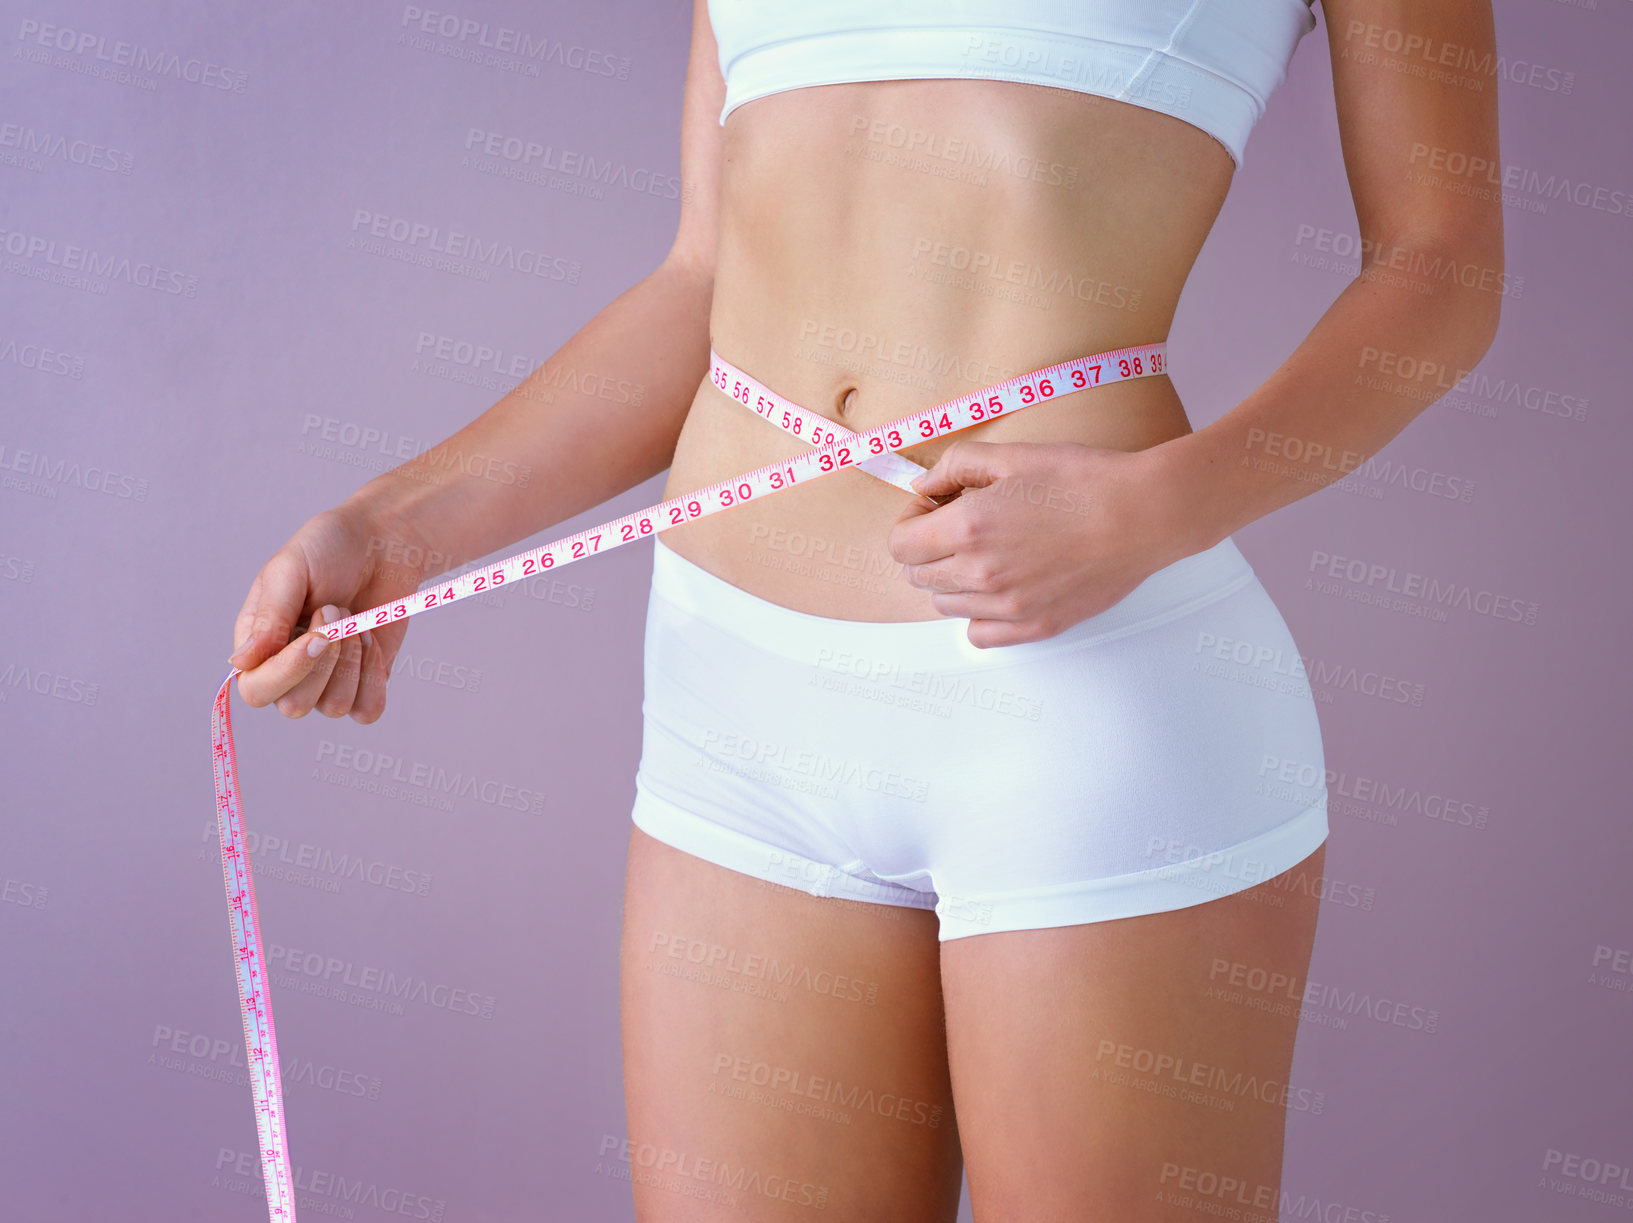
xmin=658 ymin=336 xmax=1195 ymax=621
xmin=688 ymin=326 xmax=1192 ymax=475
xmin=653 ymin=466 xmax=947 ymax=621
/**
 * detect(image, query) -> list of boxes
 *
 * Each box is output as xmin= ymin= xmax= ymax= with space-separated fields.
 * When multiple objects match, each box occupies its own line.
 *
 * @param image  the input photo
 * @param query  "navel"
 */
xmin=836 ymin=385 xmax=858 ymax=418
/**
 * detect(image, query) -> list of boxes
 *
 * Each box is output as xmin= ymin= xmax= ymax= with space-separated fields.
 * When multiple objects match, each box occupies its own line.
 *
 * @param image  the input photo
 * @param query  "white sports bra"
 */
xmin=708 ymin=0 xmax=1318 ymax=169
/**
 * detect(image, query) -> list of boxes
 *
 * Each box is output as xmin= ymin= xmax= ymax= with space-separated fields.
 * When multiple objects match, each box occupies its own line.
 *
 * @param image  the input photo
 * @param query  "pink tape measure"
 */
xmin=211 ymin=340 xmax=1165 ymax=1219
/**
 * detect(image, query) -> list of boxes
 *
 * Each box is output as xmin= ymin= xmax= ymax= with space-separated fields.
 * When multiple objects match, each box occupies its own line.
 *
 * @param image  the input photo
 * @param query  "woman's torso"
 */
xmin=660 ymin=76 xmax=1238 ymax=621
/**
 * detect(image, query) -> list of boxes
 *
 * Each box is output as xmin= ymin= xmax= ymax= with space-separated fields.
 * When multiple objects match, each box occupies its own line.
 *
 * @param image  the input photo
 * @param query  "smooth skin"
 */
xmin=228 ymin=0 xmax=1500 ymax=1217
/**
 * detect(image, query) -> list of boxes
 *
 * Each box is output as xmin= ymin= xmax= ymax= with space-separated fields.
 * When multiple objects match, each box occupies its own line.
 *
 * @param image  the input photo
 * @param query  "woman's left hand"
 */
xmin=887 ymin=437 xmax=1208 ymax=648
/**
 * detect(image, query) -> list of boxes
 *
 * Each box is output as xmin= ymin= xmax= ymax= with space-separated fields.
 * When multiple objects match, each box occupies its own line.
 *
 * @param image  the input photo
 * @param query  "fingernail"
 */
xmin=232 ymin=634 xmax=250 ymax=655
xmin=362 ymin=630 xmax=375 ymax=646
xmin=308 ymin=633 xmax=331 ymax=658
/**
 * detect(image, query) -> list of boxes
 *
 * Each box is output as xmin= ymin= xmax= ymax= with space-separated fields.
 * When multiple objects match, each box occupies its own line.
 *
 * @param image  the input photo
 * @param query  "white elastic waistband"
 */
xmin=649 ymin=534 xmax=1257 ymax=673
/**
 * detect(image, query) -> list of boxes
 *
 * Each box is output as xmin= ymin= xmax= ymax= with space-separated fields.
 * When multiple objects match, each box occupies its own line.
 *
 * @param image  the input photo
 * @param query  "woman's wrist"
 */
xmin=1145 ymin=429 xmax=1237 ymax=561
xmin=338 ymin=473 xmax=457 ymax=580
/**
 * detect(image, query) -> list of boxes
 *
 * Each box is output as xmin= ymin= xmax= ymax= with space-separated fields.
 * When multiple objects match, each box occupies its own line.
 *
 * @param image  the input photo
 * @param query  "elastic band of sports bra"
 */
xmin=209 ymin=335 xmax=1168 ymax=1221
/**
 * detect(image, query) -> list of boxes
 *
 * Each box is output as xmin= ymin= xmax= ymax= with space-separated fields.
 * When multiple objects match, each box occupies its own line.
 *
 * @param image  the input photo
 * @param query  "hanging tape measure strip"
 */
xmin=211 ymin=339 xmax=1166 ymax=1220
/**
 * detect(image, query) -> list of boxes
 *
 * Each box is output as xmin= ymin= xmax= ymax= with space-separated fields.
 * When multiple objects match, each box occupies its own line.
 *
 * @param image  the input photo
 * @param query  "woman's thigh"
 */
xmin=940 ymin=842 xmax=1327 ymax=1222
xmin=620 ymin=827 xmax=965 ymax=1222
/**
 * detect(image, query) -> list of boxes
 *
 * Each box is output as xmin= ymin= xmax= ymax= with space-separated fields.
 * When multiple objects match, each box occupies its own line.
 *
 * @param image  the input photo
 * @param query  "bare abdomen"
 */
xmin=661 ymin=76 xmax=1235 ymax=621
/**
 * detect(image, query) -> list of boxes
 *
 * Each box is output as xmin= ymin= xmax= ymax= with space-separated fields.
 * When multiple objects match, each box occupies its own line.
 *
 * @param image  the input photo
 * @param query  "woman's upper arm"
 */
xmin=1318 ymin=0 xmax=1503 ymax=262
xmin=667 ymin=0 xmax=726 ymax=279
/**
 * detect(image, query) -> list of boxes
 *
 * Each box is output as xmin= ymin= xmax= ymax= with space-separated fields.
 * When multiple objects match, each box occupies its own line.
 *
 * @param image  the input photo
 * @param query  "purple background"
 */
xmin=2 ymin=2 xmax=1628 ymax=1219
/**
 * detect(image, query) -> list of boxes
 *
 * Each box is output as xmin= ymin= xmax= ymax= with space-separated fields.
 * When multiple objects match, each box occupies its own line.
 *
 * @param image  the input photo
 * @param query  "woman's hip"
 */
xmin=636 ymin=531 xmax=1328 ymax=842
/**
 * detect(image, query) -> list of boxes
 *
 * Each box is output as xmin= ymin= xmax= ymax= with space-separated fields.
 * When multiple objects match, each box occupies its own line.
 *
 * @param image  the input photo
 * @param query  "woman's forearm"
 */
xmin=1158 ymin=232 xmax=1505 ymax=553
xmin=343 ymin=255 xmax=714 ymax=571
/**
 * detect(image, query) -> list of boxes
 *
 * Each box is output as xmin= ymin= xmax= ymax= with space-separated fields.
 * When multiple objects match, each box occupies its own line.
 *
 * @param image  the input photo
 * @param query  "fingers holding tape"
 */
xmin=350 ymin=631 xmax=392 ymax=725
xmin=233 ymin=549 xmax=312 ymax=672
xmin=314 ymin=613 xmax=365 ymax=719
xmin=273 ymin=604 xmax=348 ymax=718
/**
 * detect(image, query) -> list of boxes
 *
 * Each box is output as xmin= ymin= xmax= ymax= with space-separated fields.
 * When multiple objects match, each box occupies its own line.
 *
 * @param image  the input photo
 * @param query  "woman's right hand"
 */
xmin=227 ymin=503 xmax=438 ymax=722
